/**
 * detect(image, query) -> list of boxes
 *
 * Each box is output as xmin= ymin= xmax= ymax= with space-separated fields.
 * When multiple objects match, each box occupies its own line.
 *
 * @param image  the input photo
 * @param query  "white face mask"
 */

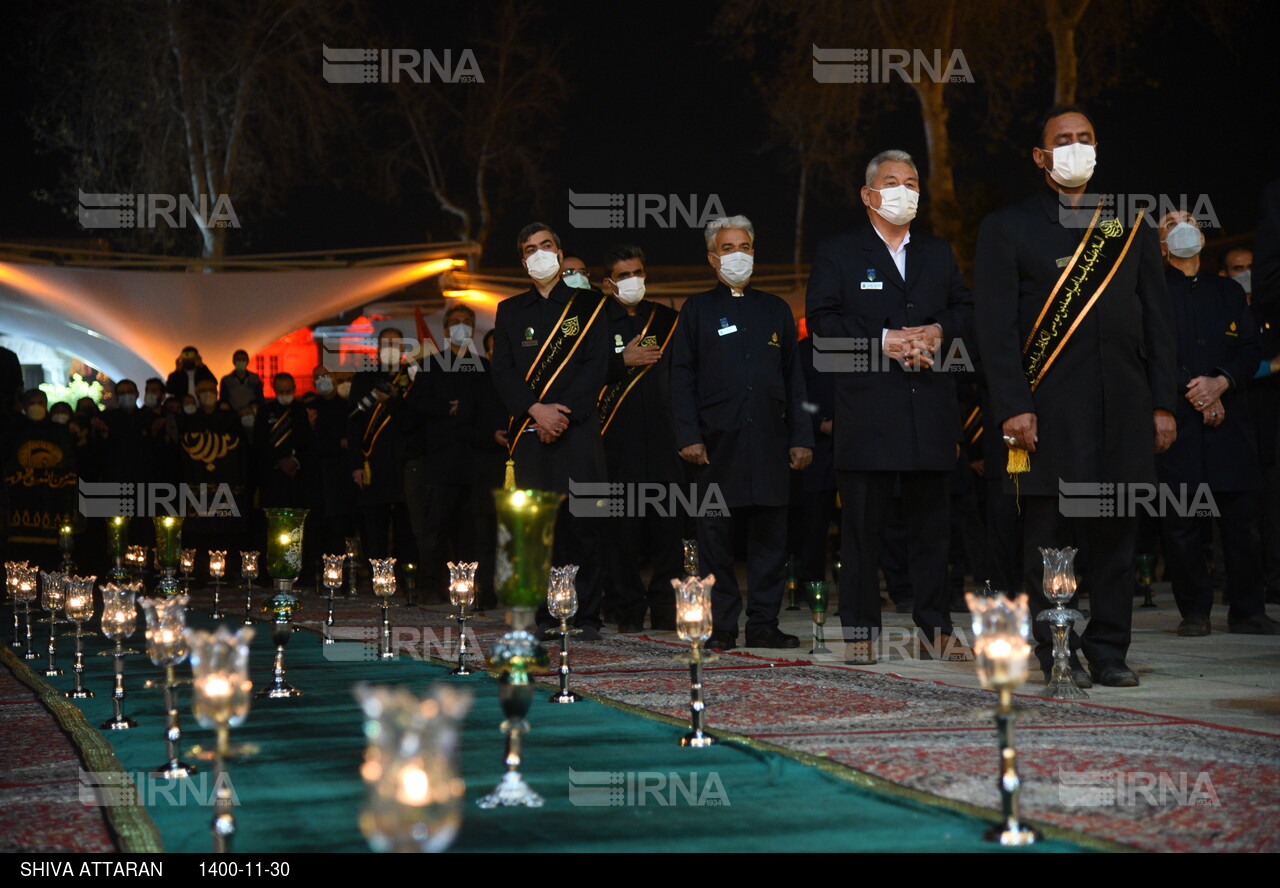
xmin=1046 ymin=142 xmax=1096 ymax=188
xmin=1165 ymin=221 xmax=1203 ymax=258
xmin=716 ymin=251 xmax=754 ymax=287
xmin=448 ymin=323 xmax=473 ymax=346
xmin=241 ymin=413 xmax=255 ymax=428
xmin=379 ymin=346 xmax=402 ymax=367
xmin=277 ymin=393 xmax=294 ymax=406
xmin=118 ymin=395 xmax=138 ymax=411
xmin=562 ymin=271 xmax=590 ymax=290
xmin=524 ymin=249 xmax=561 ymax=284
xmin=143 ymin=393 xmax=159 ymax=409
xmin=871 ymin=185 xmax=919 ymax=226
xmin=336 ymin=381 xmax=352 ymax=399
xmin=52 ymin=413 xmax=70 ymax=425
xmin=314 ymin=376 xmax=334 ymax=395
xmin=1231 ymin=269 xmax=1252 ymax=293
xmin=183 ymin=404 xmax=198 ymax=415
xmin=614 ymin=277 xmax=646 ymax=305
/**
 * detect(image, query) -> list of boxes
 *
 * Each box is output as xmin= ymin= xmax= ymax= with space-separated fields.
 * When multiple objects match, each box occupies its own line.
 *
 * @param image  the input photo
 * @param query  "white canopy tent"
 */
xmin=0 ymin=242 xmax=482 ymax=384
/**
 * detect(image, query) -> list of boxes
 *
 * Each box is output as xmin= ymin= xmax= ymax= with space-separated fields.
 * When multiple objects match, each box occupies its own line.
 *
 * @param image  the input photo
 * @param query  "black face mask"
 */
xmin=182 ymin=360 xmax=197 ymax=371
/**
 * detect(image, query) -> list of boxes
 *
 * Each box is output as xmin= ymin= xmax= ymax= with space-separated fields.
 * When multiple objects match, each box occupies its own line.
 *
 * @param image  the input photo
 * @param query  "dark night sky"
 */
xmin=1 ymin=1 xmax=1274 ymax=273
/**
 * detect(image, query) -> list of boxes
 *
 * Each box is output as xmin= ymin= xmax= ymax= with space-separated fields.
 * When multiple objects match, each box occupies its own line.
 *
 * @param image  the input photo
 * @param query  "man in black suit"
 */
xmin=806 ymin=149 xmax=974 ymax=665
xmin=670 ymin=215 xmax=813 ymax=650
xmin=1155 ymin=210 xmax=1278 ymax=636
xmin=491 ymin=222 xmax=611 ymax=638
xmin=165 ymin=346 xmax=217 ymax=399
xmin=598 ymin=243 xmax=683 ymax=633
xmin=975 ymin=105 xmax=1178 ymax=687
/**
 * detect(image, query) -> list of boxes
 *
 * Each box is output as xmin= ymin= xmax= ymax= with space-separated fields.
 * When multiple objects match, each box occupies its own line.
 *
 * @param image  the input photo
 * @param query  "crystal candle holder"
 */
xmin=1036 ymin=546 xmax=1087 ymax=700
xmin=682 ymin=539 xmax=699 ymax=577
xmin=126 ymin=545 xmax=147 ymax=580
xmin=63 ymin=575 xmax=96 ymax=698
xmin=153 ymin=516 xmax=184 ymax=596
xmin=39 ymin=570 xmax=67 ymax=677
xmin=240 ymin=551 xmax=259 ymax=626
xmin=180 ymin=549 xmax=197 ymax=593
xmin=355 ymin=682 xmax=472 ymax=853
xmin=141 ymin=593 xmax=196 ymax=777
xmin=673 ymin=573 xmax=718 ymax=748
xmin=965 ymin=590 xmax=1040 ymax=847
xmin=477 ymin=488 xmax=561 ymax=809
xmin=370 ymin=557 xmax=398 ymax=660
xmin=59 ymin=523 xmax=75 ymax=572
xmin=6 ymin=561 xmax=29 ymax=651
xmin=107 ymin=517 xmax=130 ymax=581
xmin=807 ymin=581 xmax=832 ymax=655
xmin=257 ymin=509 xmax=308 ymax=699
xmin=546 ymin=565 xmax=581 ymax=704
xmin=14 ymin=565 xmax=38 ymax=659
xmin=344 ymin=537 xmax=361 ymax=598
xmin=447 ymin=561 xmax=478 ymax=674
xmin=100 ymin=582 xmax=141 ymax=729
xmin=208 ymin=550 xmax=227 ymax=618
xmin=321 ymin=554 xmax=344 ymax=645
xmin=187 ymin=626 xmax=256 ymax=854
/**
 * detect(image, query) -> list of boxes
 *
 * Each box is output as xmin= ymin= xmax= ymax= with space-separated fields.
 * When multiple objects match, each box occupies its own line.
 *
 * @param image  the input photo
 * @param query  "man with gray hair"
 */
xmin=670 ymin=215 xmax=814 ymax=650
xmin=806 ymin=148 xmax=973 ymax=666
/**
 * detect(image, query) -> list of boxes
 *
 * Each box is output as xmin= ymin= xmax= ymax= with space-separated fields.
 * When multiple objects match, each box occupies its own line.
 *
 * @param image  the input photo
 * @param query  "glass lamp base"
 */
xmin=152 ymin=760 xmax=197 ymax=779
xmin=476 ymin=771 xmax=544 ymax=808
xmin=680 ymin=730 xmax=719 ymax=748
xmin=984 ymin=823 xmax=1041 ymax=846
xmin=102 ymin=715 xmax=137 ymax=730
xmin=548 ymin=689 xmax=581 ymax=704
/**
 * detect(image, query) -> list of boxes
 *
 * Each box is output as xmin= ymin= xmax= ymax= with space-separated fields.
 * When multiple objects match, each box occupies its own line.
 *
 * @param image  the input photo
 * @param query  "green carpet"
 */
xmin=44 ymin=612 xmax=1098 ymax=853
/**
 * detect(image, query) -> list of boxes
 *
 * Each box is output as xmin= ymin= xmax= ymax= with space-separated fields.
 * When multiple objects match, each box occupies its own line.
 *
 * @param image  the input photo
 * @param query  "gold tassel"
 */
xmin=1006 ymin=447 xmax=1030 ymax=475
xmin=503 ymin=458 xmax=516 ymax=490
xmin=363 ymin=459 xmax=372 ymax=485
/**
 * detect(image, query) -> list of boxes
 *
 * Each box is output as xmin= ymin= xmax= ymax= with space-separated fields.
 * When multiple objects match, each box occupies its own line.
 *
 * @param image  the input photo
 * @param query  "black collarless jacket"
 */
xmin=975 ymin=188 xmax=1177 ymax=494
xmin=805 ymin=224 xmax=973 ymax=472
xmin=601 ymin=298 xmax=683 ymax=484
xmin=1156 ymin=266 xmax=1262 ymax=491
xmin=669 ymin=281 xmax=812 ymax=508
xmin=490 ymin=280 xmax=610 ymax=428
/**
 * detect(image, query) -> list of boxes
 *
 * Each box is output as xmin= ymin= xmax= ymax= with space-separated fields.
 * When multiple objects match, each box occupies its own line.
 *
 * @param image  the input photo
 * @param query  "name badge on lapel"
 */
xmin=614 ymin=333 xmax=626 ymax=353
xmin=861 ymin=268 xmax=883 ymax=290
xmin=522 ymin=326 xmax=539 ymax=347
xmin=718 ymin=317 xmax=738 ymax=337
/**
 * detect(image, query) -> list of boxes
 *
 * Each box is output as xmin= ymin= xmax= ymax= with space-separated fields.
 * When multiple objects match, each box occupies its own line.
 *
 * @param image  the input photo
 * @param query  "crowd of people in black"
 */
xmin=4 ymin=105 xmax=1278 ymax=688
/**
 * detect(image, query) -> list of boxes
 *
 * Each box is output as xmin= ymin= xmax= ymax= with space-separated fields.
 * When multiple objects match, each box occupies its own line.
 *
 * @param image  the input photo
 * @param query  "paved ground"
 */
xmin=720 ymin=583 xmax=1280 ymax=734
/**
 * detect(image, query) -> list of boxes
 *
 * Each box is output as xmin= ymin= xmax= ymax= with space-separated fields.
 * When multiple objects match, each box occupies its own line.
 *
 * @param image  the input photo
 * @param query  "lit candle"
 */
xmin=201 ymin=675 xmax=231 ymax=698
xmin=397 ymin=766 xmax=431 ymax=806
xmin=683 ymin=606 xmax=704 ymax=623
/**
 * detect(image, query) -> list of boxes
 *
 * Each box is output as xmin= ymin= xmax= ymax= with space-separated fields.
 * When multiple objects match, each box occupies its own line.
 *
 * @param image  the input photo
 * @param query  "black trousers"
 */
xmin=984 ymin=477 xmax=1023 ymax=592
xmin=1022 ymin=496 xmax=1136 ymax=672
xmin=837 ymin=470 xmax=951 ymax=639
xmin=606 ymin=509 xmax=683 ymax=625
xmin=360 ymin=502 xmax=417 ymax=564
xmin=797 ymin=488 xmax=838 ymax=584
xmin=534 ymin=500 xmax=604 ymax=629
xmin=404 ymin=456 xmax=471 ymax=600
xmin=697 ymin=505 xmax=787 ymax=638
xmin=1161 ymin=490 xmax=1266 ymax=622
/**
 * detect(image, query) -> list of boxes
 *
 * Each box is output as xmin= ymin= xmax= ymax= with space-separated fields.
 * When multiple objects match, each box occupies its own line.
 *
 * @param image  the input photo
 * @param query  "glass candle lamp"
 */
xmin=477 ymin=488 xmax=561 ymax=810
xmin=545 ymin=565 xmax=582 ymax=704
xmin=187 ymin=625 xmax=255 ymax=854
xmin=63 ymin=575 xmax=96 ymax=699
xmin=140 ymin=594 xmax=196 ymax=777
xmin=39 ymin=570 xmax=67 ymax=677
xmin=672 ymin=574 xmax=718 ymax=748
xmin=180 ymin=549 xmax=197 ymax=591
xmin=240 ymin=551 xmax=259 ymax=626
xmin=14 ymin=565 xmax=38 ymax=659
xmin=106 ymin=517 xmax=130 ymax=581
xmin=257 ymin=509 xmax=308 ymax=699
xmin=1036 ymin=546 xmax=1086 ymax=700
xmin=59 ymin=523 xmax=75 ymax=571
xmin=100 ymin=583 xmax=141 ymax=730
xmin=6 ymin=561 xmax=28 ymax=651
xmin=153 ymin=516 xmax=184 ymax=596
xmin=446 ymin=561 xmax=478 ymax=674
xmin=964 ymin=590 xmax=1040 ymax=847
xmin=126 ymin=545 xmax=147 ymax=580
xmin=370 ymin=558 xmax=398 ymax=660
xmin=321 ymin=554 xmax=344 ymax=645
xmin=208 ymin=550 xmax=227 ymax=618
